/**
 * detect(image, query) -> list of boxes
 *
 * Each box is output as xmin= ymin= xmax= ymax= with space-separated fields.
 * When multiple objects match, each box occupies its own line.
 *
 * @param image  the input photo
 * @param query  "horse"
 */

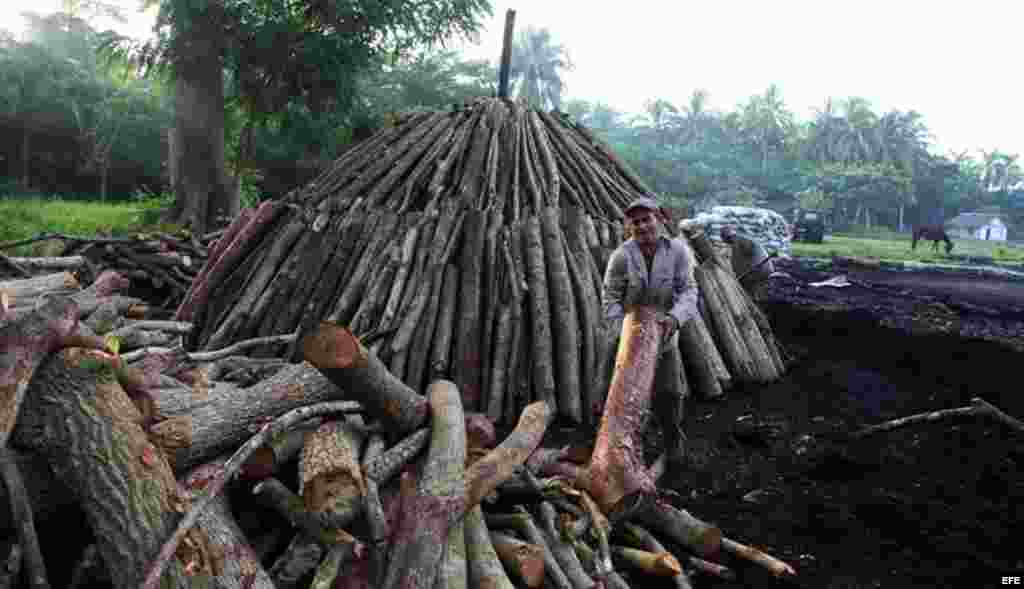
xmin=911 ymin=224 xmax=954 ymax=254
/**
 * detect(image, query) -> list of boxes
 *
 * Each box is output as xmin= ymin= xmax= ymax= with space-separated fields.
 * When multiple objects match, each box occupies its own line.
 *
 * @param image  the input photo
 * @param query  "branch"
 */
xmin=121 ymin=332 xmax=297 ymax=363
xmin=853 ymin=397 xmax=1024 ymax=438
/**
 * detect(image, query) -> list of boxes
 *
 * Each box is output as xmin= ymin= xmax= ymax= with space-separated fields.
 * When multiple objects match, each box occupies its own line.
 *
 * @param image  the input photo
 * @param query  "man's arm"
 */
xmin=602 ymin=248 xmax=629 ymax=322
xmin=668 ymin=242 xmax=699 ymax=328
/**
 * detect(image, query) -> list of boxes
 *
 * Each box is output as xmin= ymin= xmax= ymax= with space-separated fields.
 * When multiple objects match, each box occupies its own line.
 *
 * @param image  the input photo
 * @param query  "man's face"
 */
xmin=626 ymin=209 xmax=658 ymax=245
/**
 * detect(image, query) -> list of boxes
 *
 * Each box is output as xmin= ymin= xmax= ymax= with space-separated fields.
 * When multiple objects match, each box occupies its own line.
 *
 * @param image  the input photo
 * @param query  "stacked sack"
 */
xmin=681 ymin=206 xmax=792 ymax=255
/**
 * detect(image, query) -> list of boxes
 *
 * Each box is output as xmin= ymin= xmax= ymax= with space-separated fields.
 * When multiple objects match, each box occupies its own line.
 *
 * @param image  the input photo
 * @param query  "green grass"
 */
xmin=791 ymin=233 xmax=1024 ymax=265
xmin=0 ymin=195 xmax=176 ymax=256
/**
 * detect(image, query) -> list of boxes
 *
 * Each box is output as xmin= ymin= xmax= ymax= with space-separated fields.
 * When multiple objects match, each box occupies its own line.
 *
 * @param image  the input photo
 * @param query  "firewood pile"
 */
xmin=0 ymin=229 xmax=216 ymax=309
xmin=0 ymin=293 xmax=796 ymax=587
xmin=180 ymin=98 xmax=786 ymax=427
xmin=0 ymin=98 xmax=795 ymax=587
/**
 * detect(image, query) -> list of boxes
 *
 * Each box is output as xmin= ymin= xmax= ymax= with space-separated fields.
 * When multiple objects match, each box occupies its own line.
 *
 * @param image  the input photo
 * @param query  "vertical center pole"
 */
xmin=497 ymin=9 xmax=516 ymax=99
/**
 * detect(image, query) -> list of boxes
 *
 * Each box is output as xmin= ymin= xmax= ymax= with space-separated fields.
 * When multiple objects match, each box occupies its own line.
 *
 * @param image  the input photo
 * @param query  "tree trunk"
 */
xmin=20 ymin=125 xmax=31 ymax=191
xmin=166 ymin=12 xmax=235 ymax=234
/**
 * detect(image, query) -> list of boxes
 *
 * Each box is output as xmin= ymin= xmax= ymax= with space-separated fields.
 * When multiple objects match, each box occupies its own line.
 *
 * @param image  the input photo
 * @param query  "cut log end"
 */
xmin=301 ymin=322 xmax=366 ymax=370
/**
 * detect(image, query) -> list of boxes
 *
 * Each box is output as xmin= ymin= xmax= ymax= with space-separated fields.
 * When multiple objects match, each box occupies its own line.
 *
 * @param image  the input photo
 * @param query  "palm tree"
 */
xmin=737 ymin=84 xmax=795 ymax=175
xmin=509 ymin=26 xmax=572 ymax=110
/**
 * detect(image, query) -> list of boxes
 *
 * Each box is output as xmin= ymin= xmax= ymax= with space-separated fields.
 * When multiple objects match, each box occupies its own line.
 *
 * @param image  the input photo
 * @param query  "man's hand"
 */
xmin=657 ymin=312 xmax=679 ymax=337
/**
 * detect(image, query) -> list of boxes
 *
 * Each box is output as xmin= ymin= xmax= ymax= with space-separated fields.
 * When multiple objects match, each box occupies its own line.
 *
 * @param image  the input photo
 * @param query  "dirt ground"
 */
xmin=643 ymin=258 xmax=1024 ymax=588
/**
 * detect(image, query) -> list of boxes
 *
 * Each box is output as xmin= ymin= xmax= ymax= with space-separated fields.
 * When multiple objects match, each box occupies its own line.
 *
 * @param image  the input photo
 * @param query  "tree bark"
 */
xmin=166 ymin=8 xmax=236 ymax=234
xmin=301 ymin=323 xmax=428 ymax=436
xmin=13 ymin=349 xmax=192 ymax=588
xmin=381 ymin=380 xmax=466 ymax=589
xmin=582 ymin=307 xmax=661 ymax=514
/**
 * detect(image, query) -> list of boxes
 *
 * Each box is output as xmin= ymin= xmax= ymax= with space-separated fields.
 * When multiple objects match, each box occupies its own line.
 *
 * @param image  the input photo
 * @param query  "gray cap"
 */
xmin=624 ymin=197 xmax=661 ymax=216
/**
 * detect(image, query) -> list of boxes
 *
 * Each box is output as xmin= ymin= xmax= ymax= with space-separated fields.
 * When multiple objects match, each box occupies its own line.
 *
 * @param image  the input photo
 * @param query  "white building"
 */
xmin=947 ymin=213 xmax=1008 ymax=241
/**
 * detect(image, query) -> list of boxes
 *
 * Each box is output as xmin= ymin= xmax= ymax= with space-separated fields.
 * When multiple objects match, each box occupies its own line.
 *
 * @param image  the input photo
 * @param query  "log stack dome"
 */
xmin=177 ymin=97 xmax=787 ymax=426
xmin=179 ymin=97 xmax=651 ymax=425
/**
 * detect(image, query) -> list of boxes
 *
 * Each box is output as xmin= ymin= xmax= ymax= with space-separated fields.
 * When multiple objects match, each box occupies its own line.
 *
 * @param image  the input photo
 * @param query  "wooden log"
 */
xmin=707 ymin=264 xmax=778 ymax=383
xmin=363 ymin=115 xmax=454 ymax=209
xmin=379 ymin=216 xmax=423 ymax=331
xmin=452 ymin=208 xmax=487 ymax=411
xmin=721 ymin=536 xmax=797 ymax=578
xmin=634 ymin=499 xmax=721 ymax=557
xmin=405 ymin=265 xmax=447 ymax=392
xmin=182 ymin=460 xmax=274 ymax=587
xmin=541 ymin=206 xmax=582 ymax=423
xmin=693 ymin=309 xmax=732 ymax=391
xmin=381 ymin=380 xmax=466 ymax=589
xmin=268 ymin=532 xmax=323 ymax=588
xmin=429 ymin=264 xmax=460 ymax=380
xmin=489 ymin=531 xmax=545 ymax=588
xmin=1 ymin=297 xmax=110 ymax=448
xmin=394 ymin=116 xmax=462 ymax=213
xmin=13 ymin=349 xmax=192 ymax=588
xmin=465 ymin=505 xmax=516 ymax=589
xmin=329 ymin=211 xmax=403 ymax=324
xmin=148 ymin=362 xmax=342 ymax=473
xmin=485 ymin=304 xmax=514 ymax=422
xmin=239 ymin=418 xmax=324 ymax=481
xmin=263 ymin=213 xmax=340 ymax=343
xmin=348 ymin=240 xmax=402 ymax=336
xmin=425 ymin=110 xmax=480 ymax=212
xmin=486 ymin=509 xmax=572 ymax=589
xmin=582 ymin=306 xmax=661 ymax=514
xmin=434 ymin=517 xmax=467 ymax=589
xmin=465 ymin=401 xmax=552 ymax=509
xmin=743 ymin=290 xmax=788 ymax=376
xmin=176 ymin=200 xmax=287 ymax=323
xmin=0 ymin=272 xmax=79 ymax=306
xmin=301 ymin=323 xmax=428 ymax=436
xmin=299 ymin=418 xmax=366 ymax=520
xmin=521 ymin=216 xmax=557 ymax=409
xmin=538 ymin=501 xmax=595 ymax=589
xmin=694 ymin=263 xmax=757 ymax=383
xmin=478 ymin=207 xmax=504 ymax=414
xmin=677 ymin=317 xmax=724 ymax=401
xmin=197 ymin=238 xmax=273 ymax=349
xmin=388 ymin=275 xmax=435 ymax=385
xmin=361 ymin=428 xmax=431 ymax=485
xmin=621 ymin=523 xmax=699 ymax=589
xmin=561 ymin=229 xmax=599 ymax=424
xmin=329 ymin=113 xmax=450 ymax=211
xmin=200 ymin=211 xmax=305 ymax=348
xmin=4 ymin=255 xmax=84 ymax=274
xmin=611 ymin=545 xmax=683 ymax=578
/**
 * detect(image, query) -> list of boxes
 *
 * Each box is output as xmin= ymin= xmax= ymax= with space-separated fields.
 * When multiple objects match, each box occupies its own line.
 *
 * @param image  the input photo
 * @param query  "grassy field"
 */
xmin=0 ymin=195 xmax=171 ymax=256
xmin=791 ymin=233 xmax=1024 ymax=264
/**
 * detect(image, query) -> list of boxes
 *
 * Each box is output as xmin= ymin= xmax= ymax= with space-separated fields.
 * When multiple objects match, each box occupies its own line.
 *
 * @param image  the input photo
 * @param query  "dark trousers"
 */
xmin=653 ymin=343 xmax=688 ymax=463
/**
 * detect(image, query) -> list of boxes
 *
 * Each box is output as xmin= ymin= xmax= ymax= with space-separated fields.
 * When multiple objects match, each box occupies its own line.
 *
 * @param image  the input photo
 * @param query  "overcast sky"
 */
xmin=4 ymin=0 xmax=1021 ymax=158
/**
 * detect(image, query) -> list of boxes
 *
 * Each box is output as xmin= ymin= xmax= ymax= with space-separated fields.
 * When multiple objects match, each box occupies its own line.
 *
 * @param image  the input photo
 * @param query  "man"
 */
xmin=602 ymin=197 xmax=699 ymax=470
xmin=721 ymin=225 xmax=775 ymax=298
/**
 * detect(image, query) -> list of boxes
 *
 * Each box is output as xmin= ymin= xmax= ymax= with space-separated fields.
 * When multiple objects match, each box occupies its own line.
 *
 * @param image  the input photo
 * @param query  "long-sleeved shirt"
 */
xmin=602 ymin=236 xmax=700 ymax=353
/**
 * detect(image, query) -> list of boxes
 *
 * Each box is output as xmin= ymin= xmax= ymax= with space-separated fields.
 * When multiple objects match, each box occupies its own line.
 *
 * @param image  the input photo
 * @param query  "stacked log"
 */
xmin=183 ymin=98 xmax=787 ymax=422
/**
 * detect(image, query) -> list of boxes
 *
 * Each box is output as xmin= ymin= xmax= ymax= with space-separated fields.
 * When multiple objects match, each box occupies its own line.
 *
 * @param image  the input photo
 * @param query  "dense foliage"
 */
xmin=1 ymin=11 xmax=1020 ymax=237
